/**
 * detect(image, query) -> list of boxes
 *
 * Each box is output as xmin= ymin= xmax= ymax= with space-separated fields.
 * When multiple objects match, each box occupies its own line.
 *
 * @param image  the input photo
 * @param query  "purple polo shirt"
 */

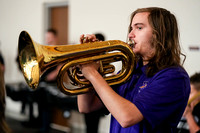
xmin=110 ymin=62 xmax=190 ymax=133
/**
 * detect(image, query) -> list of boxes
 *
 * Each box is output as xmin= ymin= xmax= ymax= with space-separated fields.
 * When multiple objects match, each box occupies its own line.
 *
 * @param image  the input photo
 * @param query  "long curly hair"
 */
xmin=128 ymin=7 xmax=185 ymax=77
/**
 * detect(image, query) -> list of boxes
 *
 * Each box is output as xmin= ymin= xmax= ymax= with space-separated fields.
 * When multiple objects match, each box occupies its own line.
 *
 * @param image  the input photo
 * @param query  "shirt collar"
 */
xmin=136 ymin=59 xmax=147 ymax=74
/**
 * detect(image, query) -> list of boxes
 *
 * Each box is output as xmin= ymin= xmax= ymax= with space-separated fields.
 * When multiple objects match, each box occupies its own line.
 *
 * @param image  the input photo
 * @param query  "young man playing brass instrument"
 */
xmin=78 ymin=7 xmax=190 ymax=133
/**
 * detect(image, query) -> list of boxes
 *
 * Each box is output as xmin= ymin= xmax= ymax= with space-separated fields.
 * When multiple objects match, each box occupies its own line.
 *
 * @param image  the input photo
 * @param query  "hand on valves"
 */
xmin=79 ymin=34 xmax=100 ymax=81
xmin=80 ymin=34 xmax=98 ymax=44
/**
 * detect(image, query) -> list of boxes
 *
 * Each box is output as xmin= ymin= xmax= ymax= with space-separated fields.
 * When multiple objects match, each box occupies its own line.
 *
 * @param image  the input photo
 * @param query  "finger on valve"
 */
xmin=80 ymin=34 xmax=98 ymax=43
xmin=80 ymin=34 xmax=85 ymax=44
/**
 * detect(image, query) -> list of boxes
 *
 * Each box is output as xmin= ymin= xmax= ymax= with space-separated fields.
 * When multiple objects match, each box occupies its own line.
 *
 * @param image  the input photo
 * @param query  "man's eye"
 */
xmin=138 ymin=27 xmax=142 ymax=30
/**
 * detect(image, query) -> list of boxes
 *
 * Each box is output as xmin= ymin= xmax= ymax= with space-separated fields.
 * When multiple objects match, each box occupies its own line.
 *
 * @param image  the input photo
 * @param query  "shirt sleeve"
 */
xmin=133 ymin=67 xmax=190 ymax=129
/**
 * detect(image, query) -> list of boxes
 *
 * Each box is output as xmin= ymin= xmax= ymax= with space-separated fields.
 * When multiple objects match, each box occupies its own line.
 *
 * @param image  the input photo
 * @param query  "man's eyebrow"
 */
xmin=134 ymin=23 xmax=144 ymax=26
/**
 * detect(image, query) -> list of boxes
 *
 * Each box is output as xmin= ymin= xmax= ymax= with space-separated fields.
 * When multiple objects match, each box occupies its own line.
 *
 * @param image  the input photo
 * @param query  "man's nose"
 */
xmin=128 ymin=30 xmax=135 ymax=38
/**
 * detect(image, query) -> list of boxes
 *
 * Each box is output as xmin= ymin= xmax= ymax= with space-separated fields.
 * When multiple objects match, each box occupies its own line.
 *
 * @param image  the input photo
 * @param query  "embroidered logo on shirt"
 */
xmin=139 ymin=81 xmax=148 ymax=89
xmin=138 ymin=81 xmax=149 ymax=93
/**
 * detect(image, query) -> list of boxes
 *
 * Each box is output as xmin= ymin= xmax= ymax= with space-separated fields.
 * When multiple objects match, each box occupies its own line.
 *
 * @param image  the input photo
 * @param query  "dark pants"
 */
xmin=84 ymin=110 xmax=104 ymax=133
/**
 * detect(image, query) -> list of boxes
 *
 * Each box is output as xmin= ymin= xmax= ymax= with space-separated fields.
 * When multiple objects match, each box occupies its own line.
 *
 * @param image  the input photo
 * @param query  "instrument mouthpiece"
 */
xmin=127 ymin=39 xmax=135 ymax=48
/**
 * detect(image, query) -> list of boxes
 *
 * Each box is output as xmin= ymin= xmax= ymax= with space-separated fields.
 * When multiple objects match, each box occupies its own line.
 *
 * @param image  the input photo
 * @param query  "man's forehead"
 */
xmin=131 ymin=12 xmax=149 ymax=25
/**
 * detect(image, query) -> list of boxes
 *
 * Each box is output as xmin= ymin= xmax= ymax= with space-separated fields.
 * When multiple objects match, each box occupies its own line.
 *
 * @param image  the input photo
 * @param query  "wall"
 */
xmin=0 ymin=0 xmax=200 ymax=83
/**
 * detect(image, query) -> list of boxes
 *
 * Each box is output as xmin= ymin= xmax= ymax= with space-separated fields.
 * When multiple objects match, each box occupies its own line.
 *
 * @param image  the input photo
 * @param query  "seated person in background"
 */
xmin=0 ymin=52 xmax=11 ymax=133
xmin=35 ymin=28 xmax=77 ymax=133
xmin=177 ymin=72 xmax=200 ymax=133
xmin=35 ymin=28 xmax=61 ymax=132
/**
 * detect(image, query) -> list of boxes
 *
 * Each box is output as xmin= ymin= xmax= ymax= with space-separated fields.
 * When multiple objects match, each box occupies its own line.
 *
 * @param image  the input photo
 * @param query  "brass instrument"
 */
xmin=18 ymin=31 xmax=135 ymax=95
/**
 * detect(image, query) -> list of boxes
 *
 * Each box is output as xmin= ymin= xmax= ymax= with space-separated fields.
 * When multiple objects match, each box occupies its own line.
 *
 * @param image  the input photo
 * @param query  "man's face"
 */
xmin=128 ymin=12 xmax=155 ymax=61
xmin=45 ymin=32 xmax=57 ymax=45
